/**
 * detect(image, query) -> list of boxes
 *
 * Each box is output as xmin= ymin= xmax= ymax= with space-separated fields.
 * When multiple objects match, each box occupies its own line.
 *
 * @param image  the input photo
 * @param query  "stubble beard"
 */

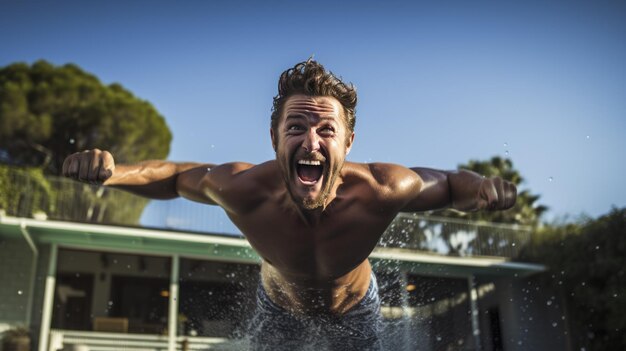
xmin=279 ymin=153 xmax=344 ymax=211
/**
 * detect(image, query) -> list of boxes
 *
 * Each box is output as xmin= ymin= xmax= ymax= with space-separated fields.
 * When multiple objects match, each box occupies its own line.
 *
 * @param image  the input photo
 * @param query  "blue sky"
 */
xmin=1 ymin=0 xmax=625 ymax=221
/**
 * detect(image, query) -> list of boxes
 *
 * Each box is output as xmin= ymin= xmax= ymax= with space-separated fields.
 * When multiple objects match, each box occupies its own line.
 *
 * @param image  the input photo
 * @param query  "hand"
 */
xmin=62 ymin=149 xmax=115 ymax=184
xmin=449 ymin=171 xmax=517 ymax=212
xmin=476 ymin=177 xmax=517 ymax=211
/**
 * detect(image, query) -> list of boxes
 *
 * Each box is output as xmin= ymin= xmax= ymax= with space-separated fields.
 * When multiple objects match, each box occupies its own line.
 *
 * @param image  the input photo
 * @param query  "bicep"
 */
xmin=176 ymin=164 xmax=219 ymax=205
xmin=400 ymin=168 xmax=451 ymax=212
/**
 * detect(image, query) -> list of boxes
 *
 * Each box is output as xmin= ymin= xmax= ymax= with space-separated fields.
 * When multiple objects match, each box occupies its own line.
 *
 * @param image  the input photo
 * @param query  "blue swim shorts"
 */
xmin=248 ymin=273 xmax=384 ymax=351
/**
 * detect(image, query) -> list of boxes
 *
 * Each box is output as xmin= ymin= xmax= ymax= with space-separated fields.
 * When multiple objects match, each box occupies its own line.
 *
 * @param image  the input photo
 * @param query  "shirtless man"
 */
xmin=62 ymin=60 xmax=516 ymax=350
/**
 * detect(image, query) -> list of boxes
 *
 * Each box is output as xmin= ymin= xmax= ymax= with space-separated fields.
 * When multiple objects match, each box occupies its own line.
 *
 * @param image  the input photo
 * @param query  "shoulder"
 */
xmin=203 ymin=161 xmax=281 ymax=213
xmin=343 ymin=162 xmax=423 ymax=206
xmin=206 ymin=161 xmax=279 ymax=182
xmin=345 ymin=162 xmax=421 ymax=189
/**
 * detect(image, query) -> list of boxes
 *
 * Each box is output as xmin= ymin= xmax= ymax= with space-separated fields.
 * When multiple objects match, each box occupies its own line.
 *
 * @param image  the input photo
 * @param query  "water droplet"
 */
xmin=505 ymin=150 xmax=509 ymax=156
xmin=76 ymin=273 xmax=80 ymax=277
xmin=504 ymin=142 xmax=508 ymax=147
xmin=108 ymin=301 xmax=113 ymax=306
xmin=69 ymin=138 xmax=75 ymax=144
xmin=552 ymin=322 xmax=558 ymax=327
xmin=211 ymin=144 xmax=215 ymax=148
xmin=127 ymin=265 xmax=131 ymax=269
xmin=17 ymin=290 xmax=23 ymax=295
xmin=548 ymin=177 xmax=553 ymax=182
xmin=595 ymin=246 xmax=599 ymax=250
xmin=436 ymin=336 xmax=442 ymax=341
xmin=586 ymin=135 xmax=590 ymax=140
xmin=546 ymin=300 xmax=553 ymax=306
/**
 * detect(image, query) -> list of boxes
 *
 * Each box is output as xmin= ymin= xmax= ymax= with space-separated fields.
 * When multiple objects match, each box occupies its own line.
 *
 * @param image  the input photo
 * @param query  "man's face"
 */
xmin=271 ymin=94 xmax=354 ymax=210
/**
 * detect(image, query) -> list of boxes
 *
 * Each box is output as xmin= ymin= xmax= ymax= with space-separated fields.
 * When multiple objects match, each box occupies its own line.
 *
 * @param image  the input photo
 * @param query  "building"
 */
xmin=0 ymin=168 xmax=567 ymax=350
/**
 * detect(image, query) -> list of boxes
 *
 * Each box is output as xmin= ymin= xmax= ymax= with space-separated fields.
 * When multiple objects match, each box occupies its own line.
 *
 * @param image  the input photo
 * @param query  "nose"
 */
xmin=302 ymin=130 xmax=320 ymax=152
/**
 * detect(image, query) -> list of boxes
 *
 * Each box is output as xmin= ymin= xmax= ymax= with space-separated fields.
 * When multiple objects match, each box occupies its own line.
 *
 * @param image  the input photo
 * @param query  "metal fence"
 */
xmin=1 ymin=167 xmax=530 ymax=258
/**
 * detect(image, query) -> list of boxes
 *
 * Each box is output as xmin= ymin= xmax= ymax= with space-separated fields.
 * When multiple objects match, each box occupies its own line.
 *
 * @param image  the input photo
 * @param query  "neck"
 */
xmin=297 ymin=178 xmax=345 ymax=227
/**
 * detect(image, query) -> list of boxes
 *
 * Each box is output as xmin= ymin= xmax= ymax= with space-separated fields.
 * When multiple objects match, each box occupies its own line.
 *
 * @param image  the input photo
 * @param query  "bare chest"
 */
xmin=226 ymin=200 xmax=396 ymax=278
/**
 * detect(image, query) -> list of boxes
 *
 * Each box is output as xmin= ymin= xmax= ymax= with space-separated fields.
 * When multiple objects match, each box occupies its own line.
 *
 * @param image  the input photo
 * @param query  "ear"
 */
xmin=270 ymin=128 xmax=277 ymax=152
xmin=345 ymin=132 xmax=355 ymax=155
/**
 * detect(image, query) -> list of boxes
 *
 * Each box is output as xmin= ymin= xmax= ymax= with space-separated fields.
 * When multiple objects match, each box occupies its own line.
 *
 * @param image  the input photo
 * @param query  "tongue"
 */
xmin=298 ymin=165 xmax=323 ymax=182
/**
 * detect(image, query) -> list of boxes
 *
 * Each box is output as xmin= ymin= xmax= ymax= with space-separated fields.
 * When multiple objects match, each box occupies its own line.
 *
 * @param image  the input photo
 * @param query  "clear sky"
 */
xmin=1 ymin=0 xmax=625 ymax=221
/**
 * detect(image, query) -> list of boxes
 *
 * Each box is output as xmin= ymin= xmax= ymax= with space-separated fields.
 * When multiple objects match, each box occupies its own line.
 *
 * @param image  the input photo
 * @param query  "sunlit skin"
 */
xmin=62 ymin=95 xmax=516 ymax=315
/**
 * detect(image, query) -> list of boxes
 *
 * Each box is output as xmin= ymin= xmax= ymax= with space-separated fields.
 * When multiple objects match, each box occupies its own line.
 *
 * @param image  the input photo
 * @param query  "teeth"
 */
xmin=298 ymin=160 xmax=321 ymax=166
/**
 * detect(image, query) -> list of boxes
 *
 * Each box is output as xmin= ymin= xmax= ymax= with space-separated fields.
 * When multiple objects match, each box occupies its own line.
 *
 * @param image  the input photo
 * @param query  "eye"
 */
xmin=287 ymin=125 xmax=304 ymax=132
xmin=319 ymin=126 xmax=335 ymax=136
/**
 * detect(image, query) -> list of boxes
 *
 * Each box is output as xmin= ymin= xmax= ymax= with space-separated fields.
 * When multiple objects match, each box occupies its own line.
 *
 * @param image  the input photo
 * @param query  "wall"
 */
xmin=0 ymin=235 xmax=35 ymax=331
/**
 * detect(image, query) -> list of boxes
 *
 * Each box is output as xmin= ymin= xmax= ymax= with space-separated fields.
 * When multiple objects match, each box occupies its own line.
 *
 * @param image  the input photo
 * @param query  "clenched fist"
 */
xmin=449 ymin=170 xmax=517 ymax=212
xmin=475 ymin=177 xmax=517 ymax=211
xmin=62 ymin=149 xmax=115 ymax=184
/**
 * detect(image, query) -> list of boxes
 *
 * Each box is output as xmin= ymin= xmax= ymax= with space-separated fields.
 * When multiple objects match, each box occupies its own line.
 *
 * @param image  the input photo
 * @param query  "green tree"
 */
xmin=519 ymin=208 xmax=626 ymax=350
xmin=433 ymin=156 xmax=547 ymax=226
xmin=0 ymin=60 xmax=172 ymax=225
xmin=0 ymin=60 xmax=171 ymax=174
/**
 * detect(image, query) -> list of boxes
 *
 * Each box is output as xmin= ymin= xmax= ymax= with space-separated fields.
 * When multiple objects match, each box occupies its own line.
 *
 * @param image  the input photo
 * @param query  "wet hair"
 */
xmin=271 ymin=59 xmax=357 ymax=137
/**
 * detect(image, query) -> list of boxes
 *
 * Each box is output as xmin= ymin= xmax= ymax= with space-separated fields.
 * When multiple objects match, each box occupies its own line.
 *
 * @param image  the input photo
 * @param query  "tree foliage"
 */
xmin=0 ymin=61 xmax=172 ymax=225
xmin=0 ymin=60 xmax=171 ymax=174
xmin=519 ymin=208 xmax=626 ymax=350
xmin=432 ymin=156 xmax=547 ymax=226
xmin=0 ymin=165 xmax=52 ymax=216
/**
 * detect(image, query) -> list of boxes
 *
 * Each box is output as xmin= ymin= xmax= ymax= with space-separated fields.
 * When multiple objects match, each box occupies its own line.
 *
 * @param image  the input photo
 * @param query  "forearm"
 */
xmin=405 ymin=167 xmax=452 ymax=211
xmin=104 ymin=161 xmax=211 ymax=199
xmin=404 ymin=167 xmax=515 ymax=213
xmin=406 ymin=168 xmax=484 ymax=212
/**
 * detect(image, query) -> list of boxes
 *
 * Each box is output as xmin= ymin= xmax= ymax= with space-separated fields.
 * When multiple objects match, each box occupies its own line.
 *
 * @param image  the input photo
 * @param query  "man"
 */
xmin=62 ymin=60 xmax=516 ymax=350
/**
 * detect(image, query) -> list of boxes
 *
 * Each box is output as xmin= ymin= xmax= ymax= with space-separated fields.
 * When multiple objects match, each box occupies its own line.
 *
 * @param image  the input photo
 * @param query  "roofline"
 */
xmin=370 ymin=247 xmax=545 ymax=273
xmin=0 ymin=215 xmax=249 ymax=247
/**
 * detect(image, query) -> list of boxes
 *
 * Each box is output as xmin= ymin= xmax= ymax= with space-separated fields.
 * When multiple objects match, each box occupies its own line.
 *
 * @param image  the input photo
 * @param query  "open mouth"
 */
xmin=296 ymin=159 xmax=324 ymax=185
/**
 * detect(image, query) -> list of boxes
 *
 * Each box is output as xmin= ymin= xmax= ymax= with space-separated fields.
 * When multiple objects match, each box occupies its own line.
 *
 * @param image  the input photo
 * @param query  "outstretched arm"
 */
xmin=401 ymin=167 xmax=516 ymax=212
xmin=62 ymin=149 xmax=217 ymax=202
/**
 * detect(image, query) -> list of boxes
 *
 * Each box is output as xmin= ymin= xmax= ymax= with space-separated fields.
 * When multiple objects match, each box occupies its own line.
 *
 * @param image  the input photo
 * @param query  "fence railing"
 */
xmin=380 ymin=213 xmax=531 ymax=258
xmin=1 ymin=167 xmax=530 ymax=258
